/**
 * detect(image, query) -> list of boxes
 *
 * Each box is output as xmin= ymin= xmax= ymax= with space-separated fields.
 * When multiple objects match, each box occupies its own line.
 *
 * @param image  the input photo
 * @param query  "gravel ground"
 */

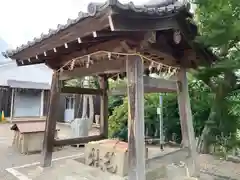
xmin=1 ymin=122 xmax=240 ymax=180
xmin=199 ymin=154 xmax=240 ymax=180
xmin=0 ymin=122 xmax=93 ymax=180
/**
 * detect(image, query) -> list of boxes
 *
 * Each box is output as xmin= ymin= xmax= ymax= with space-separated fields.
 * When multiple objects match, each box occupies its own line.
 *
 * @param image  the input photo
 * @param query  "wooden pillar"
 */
xmin=99 ymin=75 xmax=108 ymax=138
xmin=177 ymin=68 xmax=199 ymax=177
xmin=177 ymin=79 xmax=189 ymax=147
xmin=126 ymin=55 xmax=145 ymax=180
xmin=42 ymin=71 xmax=60 ymax=167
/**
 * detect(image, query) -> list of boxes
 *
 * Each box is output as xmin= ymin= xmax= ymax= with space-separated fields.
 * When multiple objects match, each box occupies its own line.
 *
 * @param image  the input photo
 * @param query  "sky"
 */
xmin=0 ymin=38 xmax=8 ymax=62
xmin=0 ymin=0 xmax=152 ymax=50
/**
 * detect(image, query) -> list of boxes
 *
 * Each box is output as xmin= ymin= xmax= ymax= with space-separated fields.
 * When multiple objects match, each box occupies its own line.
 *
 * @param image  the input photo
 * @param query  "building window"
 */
xmin=65 ymin=96 xmax=75 ymax=109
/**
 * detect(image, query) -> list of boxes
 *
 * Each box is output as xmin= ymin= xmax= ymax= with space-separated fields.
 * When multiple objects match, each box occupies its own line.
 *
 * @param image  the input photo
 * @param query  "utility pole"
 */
xmin=157 ymin=95 xmax=164 ymax=150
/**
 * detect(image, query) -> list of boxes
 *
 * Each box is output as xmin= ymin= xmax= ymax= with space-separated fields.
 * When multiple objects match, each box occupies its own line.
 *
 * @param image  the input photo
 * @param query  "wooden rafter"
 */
xmin=15 ymin=32 xmax=144 ymax=67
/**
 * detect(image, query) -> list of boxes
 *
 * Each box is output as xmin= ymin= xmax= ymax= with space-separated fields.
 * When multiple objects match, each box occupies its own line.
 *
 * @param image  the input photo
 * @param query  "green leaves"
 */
xmin=108 ymin=80 xmax=212 ymax=143
xmin=194 ymin=0 xmax=240 ymax=49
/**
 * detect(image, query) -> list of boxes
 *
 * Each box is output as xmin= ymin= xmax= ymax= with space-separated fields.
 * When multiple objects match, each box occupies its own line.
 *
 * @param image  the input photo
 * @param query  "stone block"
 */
xmin=85 ymin=139 xmax=128 ymax=176
xmin=85 ymin=139 xmax=148 ymax=177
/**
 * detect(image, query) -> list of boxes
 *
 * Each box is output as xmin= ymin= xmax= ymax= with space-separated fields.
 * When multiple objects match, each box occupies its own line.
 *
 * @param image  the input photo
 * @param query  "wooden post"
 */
xmin=177 ymin=79 xmax=189 ymax=147
xmin=177 ymin=68 xmax=199 ymax=177
xmin=126 ymin=55 xmax=145 ymax=180
xmin=42 ymin=71 xmax=60 ymax=167
xmin=99 ymin=75 xmax=108 ymax=138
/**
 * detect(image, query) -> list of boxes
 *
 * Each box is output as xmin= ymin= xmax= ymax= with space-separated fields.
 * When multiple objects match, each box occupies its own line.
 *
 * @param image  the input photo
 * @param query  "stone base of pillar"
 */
xmin=84 ymin=139 xmax=148 ymax=177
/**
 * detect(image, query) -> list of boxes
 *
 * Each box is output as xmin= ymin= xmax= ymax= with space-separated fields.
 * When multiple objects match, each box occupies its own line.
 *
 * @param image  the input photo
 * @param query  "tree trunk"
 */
xmin=197 ymin=92 xmax=222 ymax=154
xmin=197 ymin=87 xmax=229 ymax=153
xmin=197 ymin=125 xmax=211 ymax=153
xmin=197 ymin=71 xmax=234 ymax=153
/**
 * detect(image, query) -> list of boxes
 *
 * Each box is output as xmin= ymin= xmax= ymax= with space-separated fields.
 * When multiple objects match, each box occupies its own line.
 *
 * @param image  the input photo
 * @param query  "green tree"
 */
xmin=108 ymin=80 xmax=211 ymax=144
xmin=108 ymin=79 xmax=125 ymax=116
xmin=193 ymin=0 xmax=240 ymax=153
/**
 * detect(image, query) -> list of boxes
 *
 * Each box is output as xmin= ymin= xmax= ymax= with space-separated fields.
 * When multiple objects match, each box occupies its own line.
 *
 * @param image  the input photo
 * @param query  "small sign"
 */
xmin=157 ymin=108 xmax=161 ymax=114
xmin=159 ymin=95 xmax=163 ymax=106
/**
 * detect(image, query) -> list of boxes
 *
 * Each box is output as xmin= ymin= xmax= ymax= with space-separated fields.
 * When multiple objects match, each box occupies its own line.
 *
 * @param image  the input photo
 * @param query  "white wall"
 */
xmin=0 ymin=62 xmax=52 ymax=86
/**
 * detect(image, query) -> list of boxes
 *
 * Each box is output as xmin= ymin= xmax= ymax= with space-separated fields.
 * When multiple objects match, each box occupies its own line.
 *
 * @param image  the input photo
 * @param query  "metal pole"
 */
xmin=159 ymin=95 xmax=164 ymax=150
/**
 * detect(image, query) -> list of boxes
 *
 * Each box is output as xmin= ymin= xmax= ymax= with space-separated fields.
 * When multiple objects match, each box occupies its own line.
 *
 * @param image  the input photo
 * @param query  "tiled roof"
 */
xmin=2 ymin=0 xmax=189 ymax=58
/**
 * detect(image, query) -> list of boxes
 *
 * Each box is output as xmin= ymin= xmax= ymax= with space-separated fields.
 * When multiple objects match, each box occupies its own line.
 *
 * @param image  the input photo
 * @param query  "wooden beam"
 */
xmin=54 ymin=134 xmax=104 ymax=146
xmin=42 ymin=71 xmax=60 ymax=167
xmin=59 ymin=59 xmax=126 ymax=80
xmin=61 ymin=87 xmax=104 ymax=95
xmin=177 ymin=68 xmax=199 ymax=177
xmin=143 ymin=76 xmax=177 ymax=91
xmin=99 ymin=75 xmax=109 ymax=138
xmin=140 ymin=46 xmax=177 ymax=66
xmin=110 ymin=86 xmax=174 ymax=95
xmin=109 ymin=76 xmax=177 ymax=95
xmin=58 ymin=38 xmax=128 ymax=63
xmin=108 ymin=14 xmax=178 ymax=31
xmin=126 ymin=55 xmax=145 ymax=180
xmin=92 ymin=31 xmax=133 ymax=38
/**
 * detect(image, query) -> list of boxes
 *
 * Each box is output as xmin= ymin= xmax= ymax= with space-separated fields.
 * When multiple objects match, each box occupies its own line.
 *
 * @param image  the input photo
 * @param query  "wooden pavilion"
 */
xmin=3 ymin=0 xmax=216 ymax=179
